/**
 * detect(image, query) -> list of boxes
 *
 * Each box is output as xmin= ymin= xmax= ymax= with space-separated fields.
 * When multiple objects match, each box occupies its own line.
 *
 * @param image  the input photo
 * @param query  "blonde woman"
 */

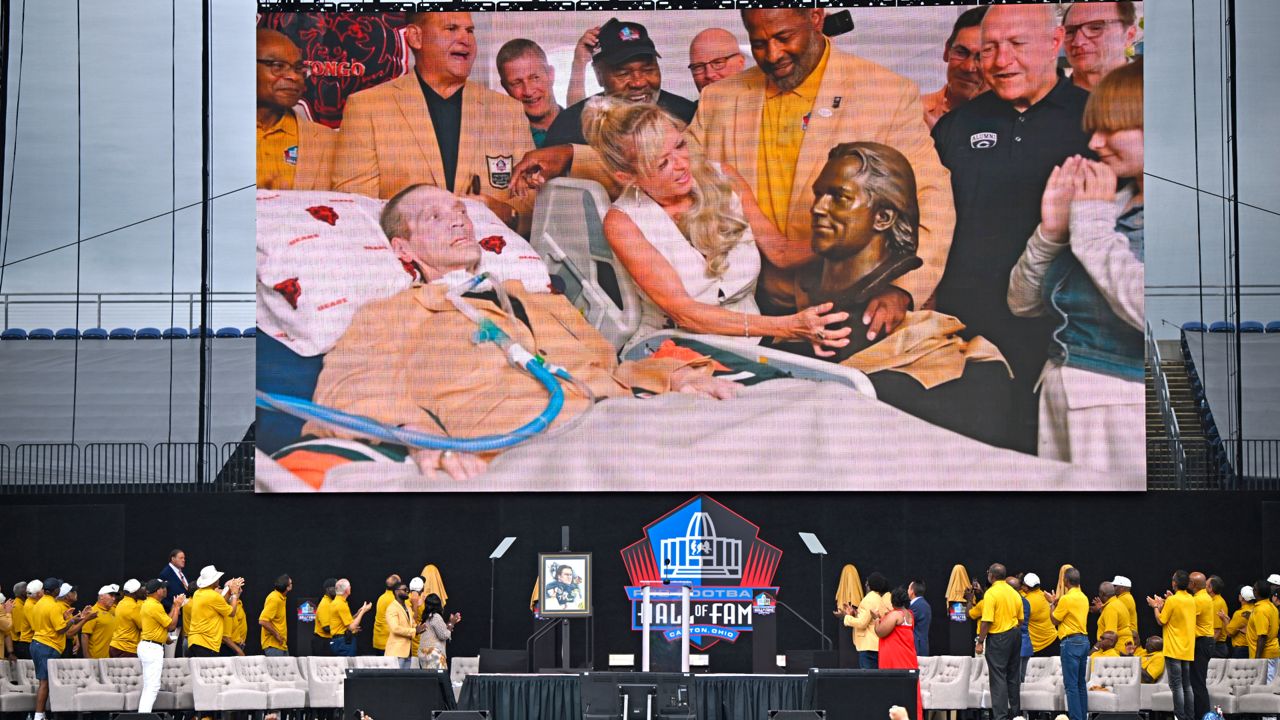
xmin=582 ymin=97 xmax=849 ymax=355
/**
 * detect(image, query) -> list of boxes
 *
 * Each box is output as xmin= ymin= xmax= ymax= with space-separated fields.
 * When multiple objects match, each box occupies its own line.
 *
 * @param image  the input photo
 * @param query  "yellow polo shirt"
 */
xmin=1211 ymin=594 xmax=1228 ymax=640
xmin=1053 ymin=588 xmax=1089 ymax=639
xmin=1246 ymin=598 xmax=1280 ymax=659
xmin=1227 ymin=602 xmax=1254 ymax=648
xmin=187 ymin=588 xmax=233 ymax=652
xmin=139 ymin=597 xmax=171 ymax=644
xmin=373 ymin=590 xmax=394 ymax=651
xmin=1193 ymin=589 xmax=1213 ymax=637
xmin=1025 ymin=589 xmax=1056 ymax=651
xmin=981 ymin=580 xmax=1024 ymax=634
xmin=757 ymin=41 xmax=831 ymax=229
xmin=81 ymin=602 xmax=117 ymax=659
xmin=33 ymin=599 xmax=71 ymax=653
xmin=109 ymin=596 xmax=141 ymax=654
xmin=1117 ymin=591 xmax=1139 ymax=646
xmin=1141 ymin=650 xmax=1165 ymax=682
xmin=314 ymin=595 xmax=333 ymax=639
xmin=257 ymin=111 xmax=299 ymax=190
xmin=260 ymin=590 xmax=289 ymax=652
xmin=331 ymin=595 xmax=354 ymax=635
xmin=1098 ymin=596 xmax=1132 ymax=643
xmin=24 ymin=595 xmax=53 ymax=643
xmin=10 ymin=597 xmax=25 ymax=642
xmin=223 ymin=600 xmax=247 ymax=646
xmin=408 ymin=595 xmax=425 ymax=656
xmin=1159 ymin=590 xmax=1197 ymax=661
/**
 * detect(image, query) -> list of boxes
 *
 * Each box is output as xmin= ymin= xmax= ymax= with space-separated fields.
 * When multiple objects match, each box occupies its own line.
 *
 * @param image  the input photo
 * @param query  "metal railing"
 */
xmin=1147 ymin=324 xmax=1188 ymax=488
xmin=0 ymin=441 xmax=255 ymax=494
xmin=1222 ymin=439 xmax=1280 ymax=489
xmin=0 ymin=291 xmax=255 ymax=331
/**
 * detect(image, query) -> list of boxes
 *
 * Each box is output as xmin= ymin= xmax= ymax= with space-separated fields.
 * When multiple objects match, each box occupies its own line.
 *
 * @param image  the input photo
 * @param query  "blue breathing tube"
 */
xmin=256 ymin=307 xmax=572 ymax=452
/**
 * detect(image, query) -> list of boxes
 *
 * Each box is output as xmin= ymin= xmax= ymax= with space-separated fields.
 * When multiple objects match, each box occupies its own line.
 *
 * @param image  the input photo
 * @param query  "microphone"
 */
xmin=662 ymin=559 xmax=672 ymax=586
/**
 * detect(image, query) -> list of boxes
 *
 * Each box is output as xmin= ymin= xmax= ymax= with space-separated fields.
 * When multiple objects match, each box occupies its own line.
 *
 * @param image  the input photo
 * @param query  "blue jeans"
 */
xmin=264 ymin=647 xmax=289 ymax=657
xmin=330 ymin=635 xmax=356 ymax=657
xmin=1060 ymin=634 xmax=1089 ymax=720
xmin=1166 ymin=658 xmax=1195 ymax=720
xmin=858 ymin=650 xmax=878 ymax=669
xmin=30 ymin=640 xmax=60 ymax=681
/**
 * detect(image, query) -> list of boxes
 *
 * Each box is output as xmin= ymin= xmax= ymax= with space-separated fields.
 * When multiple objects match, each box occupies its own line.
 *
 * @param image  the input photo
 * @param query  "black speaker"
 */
xmin=769 ymin=712 xmax=826 ymax=719
xmin=113 ymin=715 xmax=167 ymax=719
xmin=1092 ymin=715 xmax=1142 ymax=720
xmin=479 ymin=648 xmax=529 ymax=673
xmin=432 ymin=713 xmax=490 ymax=719
xmin=785 ymin=650 xmax=838 ymax=674
xmin=344 ymin=668 xmax=454 ymax=719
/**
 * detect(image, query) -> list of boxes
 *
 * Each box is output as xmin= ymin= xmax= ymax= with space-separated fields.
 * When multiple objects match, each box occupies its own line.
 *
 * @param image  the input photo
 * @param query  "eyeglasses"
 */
xmin=1064 ymin=19 xmax=1126 ymax=41
xmin=257 ymin=59 xmax=311 ymax=78
xmin=688 ymin=53 xmax=741 ymax=76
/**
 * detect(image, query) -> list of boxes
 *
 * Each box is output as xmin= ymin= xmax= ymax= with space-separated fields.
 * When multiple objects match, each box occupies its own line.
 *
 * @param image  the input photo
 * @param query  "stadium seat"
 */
xmin=27 ymin=328 xmax=54 ymax=340
xmin=190 ymin=326 xmax=214 ymax=338
xmin=55 ymin=327 xmax=79 ymax=339
xmin=1239 ymin=320 xmax=1264 ymax=333
xmin=215 ymin=326 xmax=242 ymax=338
xmin=162 ymin=326 xmax=189 ymax=339
xmin=109 ymin=327 xmax=136 ymax=339
xmin=1 ymin=328 xmax=27 ymax=340
xmin=1267 ymin=321 xmax=1280 ymax=333
xmin=136 ymin=326 xmax=163 ymax=339
xmin=1209 ymin=321 xmax=1235 ymax=333
xmin=1181 ymin=321 xmax=1207 ymax=332
xmin=241 ymin=326 xmax=257 ymax=338
xmin=82 ymin=327 xmax=109 ymax=340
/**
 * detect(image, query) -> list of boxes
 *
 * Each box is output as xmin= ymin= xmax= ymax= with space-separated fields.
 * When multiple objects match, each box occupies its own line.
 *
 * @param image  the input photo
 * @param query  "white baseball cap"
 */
xmin=409 ymin=577 xmax=425 ymax=593
xmin=57 ymin=583 xmax=73 ymax=599
xmin=1241 ymin=586 xmax=1255 ymax=602
xmin=1112 ymin=576 xmax=1132 ymax=588
xmin=1024 ymin=573 xmax=1041 ymax=588
xmin=1267 ymin=574 xmax=1280 ymax=586
xmin=27 ymin=579 xmax=43 ymax=595
xmin=0 ymin=592 xmax=6 ymax=603
xmin=99 ymin=584 xmax=120 ymax=596
xmin=195 ymin=565 xmax=225 ymax=589
xmin=122 ymin=578 xmax=141 ymax=594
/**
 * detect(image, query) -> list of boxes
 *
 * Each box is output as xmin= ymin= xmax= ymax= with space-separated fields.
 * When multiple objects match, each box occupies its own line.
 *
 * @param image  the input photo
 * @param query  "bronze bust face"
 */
xmin=802 ymin=141 xmax=923 ymax=360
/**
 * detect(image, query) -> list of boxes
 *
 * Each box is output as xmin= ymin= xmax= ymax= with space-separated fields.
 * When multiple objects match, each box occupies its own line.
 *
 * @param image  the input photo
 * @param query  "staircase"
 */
xmin=1147 ymin=340 xmax=1217 ymax=489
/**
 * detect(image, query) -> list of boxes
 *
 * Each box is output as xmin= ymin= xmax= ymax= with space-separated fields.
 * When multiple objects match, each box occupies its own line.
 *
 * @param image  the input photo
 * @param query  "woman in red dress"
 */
xmin=875 ymin=586 xmax=923 ymax=720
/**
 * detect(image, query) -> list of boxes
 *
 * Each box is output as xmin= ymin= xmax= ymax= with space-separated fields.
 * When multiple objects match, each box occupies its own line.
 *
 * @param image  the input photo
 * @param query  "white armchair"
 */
xmin=234 ymin=655 xmax=308 ymax=711
xmin=1021 ymin=656 xmax=1064 ymax=713
xmin=265 ymin=655 xmax=311 ymax=694
xmin=968 ymin=656 xmax=991 ymax=711
xmin=47 ymin=658 xmax=125 ymax=713
xmin=0 ymin=658 xmax=36 ymax=714
xmin=1207 ymin=657 xmax=1268 ymax=714
xmin=158 ymin=658 xmax=195 ymax=711
xmin=1086 ymin=655 xmax=1140 ymax=712
xmin=451 ymin=656 xmax=480 ymax=701
xmin=921 ymin=655 xmax=972 ymax=711
xmin=98 ymin=657 xmax=158 ymax=711
xmin=190 ymin=656 xmax=269 ymax=713
xmin=1237 ymin=659 xmax=1280 ymax=715
xmin=353 ymin=656 xmax=400 ymax=669
xmin=1139 ymin=660 xmax=1169 ymax=712
xmin=306 ymin=656 xmax=351 ymax=710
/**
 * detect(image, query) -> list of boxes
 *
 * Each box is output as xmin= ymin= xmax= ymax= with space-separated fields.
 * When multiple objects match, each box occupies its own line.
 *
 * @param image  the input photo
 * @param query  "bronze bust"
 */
xmin=801 ymin=141 xmax=923 ymax=362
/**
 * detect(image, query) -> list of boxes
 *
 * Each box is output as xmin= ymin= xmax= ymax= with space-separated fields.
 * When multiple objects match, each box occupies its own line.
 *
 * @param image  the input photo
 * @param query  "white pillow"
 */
xmin=257 ymin=189 xmax=550 ymax=358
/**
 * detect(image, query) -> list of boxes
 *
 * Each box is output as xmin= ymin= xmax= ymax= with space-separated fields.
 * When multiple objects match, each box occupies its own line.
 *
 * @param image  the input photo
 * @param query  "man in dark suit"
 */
xmin=909 ymin=580 xmax=932 ymax=656
xmin=158 ymin=549 xmax=190 ymax=611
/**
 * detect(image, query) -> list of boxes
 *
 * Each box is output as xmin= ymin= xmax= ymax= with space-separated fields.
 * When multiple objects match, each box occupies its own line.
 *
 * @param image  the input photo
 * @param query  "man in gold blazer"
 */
xmin=382 ymin=581 xmax=420 ymax=669
xmin=689 ymin=9 xmax=955 ymax=321
xmin=257 ymin=29 xmax=336 ymax=191
xmin=332 ymin=12 xmax=535 ymax=234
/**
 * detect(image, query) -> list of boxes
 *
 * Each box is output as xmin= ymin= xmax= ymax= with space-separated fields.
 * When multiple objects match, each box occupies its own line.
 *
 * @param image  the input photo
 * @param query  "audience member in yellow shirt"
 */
xmin=9 ymin=582 xmax=28 ymax=659
xmin=1207 ymin=575 xmax=1230 ymax=658
xmin=1093 ymin=582 xmax=1132 ymax=650
xmin=1246 ymin=580 xmax=1279 ymax=660
xmin=138 ymin=579 xmax=186 ymax=715
xmin=31 ymin=581 xmax=97 ymax=720
xmin=19 ymin=579 xmax=42 ymax=650
xmin=185 ymin=566 xmax=245 ymax=657
xmin=222 ymin=596 xmax=248 ymax=655
xmin=1150 ymin=570 xmax=1197 ymax=720
xmin=976 ymin=564 xmax=1024 ymax=720
xmin=408 ymin=576 xmax=428 ymax=658
xmin=0 ymin=592 xmax=12 ymax=659
xmin=373 ymin=575 xmax=401 ymax=653
xmin=1111 ymin=576 xmax=1140 ymax=652
xmin=1189 ymin=572 xmax=1214 ymax=719
xmin=1049 ymin=567 xmax=1090 ymax=720
xmin=260 ymin=576 xmax=292 ymax=656
xmin=313 ymin=578 xmax=337 ymax=656
xmin=109 ymin=580 xmax=145 ymax=658
xmin=1022 ymin=574 xmax=1057 ymax=655
xmin=1224 ymin=585 xmax=1255 ymax=659
xmin=80 ymin=585 xmax=119 ymax=659
xmin=1138 ymin=636 xmax=1165 ymax=683
xmin=328 ymin=579 xmax=373 ymax=657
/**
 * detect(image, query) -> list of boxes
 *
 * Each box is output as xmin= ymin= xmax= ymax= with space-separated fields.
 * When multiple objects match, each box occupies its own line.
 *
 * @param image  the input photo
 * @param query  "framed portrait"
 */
xmin=539 ymin=552 xmax=592 ymax=617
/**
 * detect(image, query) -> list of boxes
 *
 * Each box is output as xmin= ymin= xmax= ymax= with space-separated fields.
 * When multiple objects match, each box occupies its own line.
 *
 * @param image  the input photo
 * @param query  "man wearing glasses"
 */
xmin=256 ymin=29 xmax=337 ymax=191
xmin=921 ymin=6 xmax=988 ymax=129
xmin=687 ymin=28 xmax=745 ymax=94
xmin=1063 ymin=2 xmax=1139 ymax=92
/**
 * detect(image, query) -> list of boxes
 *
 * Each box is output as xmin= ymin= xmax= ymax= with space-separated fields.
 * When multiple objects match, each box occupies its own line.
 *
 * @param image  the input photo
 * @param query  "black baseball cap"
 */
xmin=144 ymin=578 xmax=166 ymax=595
xmin=592 ymin=18 xmax=661 ymax=68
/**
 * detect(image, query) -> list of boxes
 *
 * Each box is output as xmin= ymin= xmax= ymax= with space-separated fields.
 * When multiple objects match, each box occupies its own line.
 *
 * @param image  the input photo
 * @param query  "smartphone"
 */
xmin=823 ymin=10 xmax=854 ymax=38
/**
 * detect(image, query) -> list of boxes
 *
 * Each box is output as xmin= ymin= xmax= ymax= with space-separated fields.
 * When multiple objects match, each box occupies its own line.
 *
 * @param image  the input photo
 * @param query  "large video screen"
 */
xmin=254 ymin=3 xmax=1147 ymax=492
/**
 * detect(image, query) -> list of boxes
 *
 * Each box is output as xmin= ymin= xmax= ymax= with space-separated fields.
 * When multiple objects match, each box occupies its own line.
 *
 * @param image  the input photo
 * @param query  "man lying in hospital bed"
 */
xmin=254 ymin=186 xmax=1138 ymax=492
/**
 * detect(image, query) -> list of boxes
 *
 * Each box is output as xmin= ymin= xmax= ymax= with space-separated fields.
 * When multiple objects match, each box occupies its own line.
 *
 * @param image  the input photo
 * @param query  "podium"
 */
xmin=638 ymin=582 xmax=692 ymax=672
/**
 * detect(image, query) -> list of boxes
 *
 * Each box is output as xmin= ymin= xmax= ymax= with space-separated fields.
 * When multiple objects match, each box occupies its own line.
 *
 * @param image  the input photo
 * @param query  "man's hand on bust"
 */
xmin=863 ymin=287 xmax=911 ymax=341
